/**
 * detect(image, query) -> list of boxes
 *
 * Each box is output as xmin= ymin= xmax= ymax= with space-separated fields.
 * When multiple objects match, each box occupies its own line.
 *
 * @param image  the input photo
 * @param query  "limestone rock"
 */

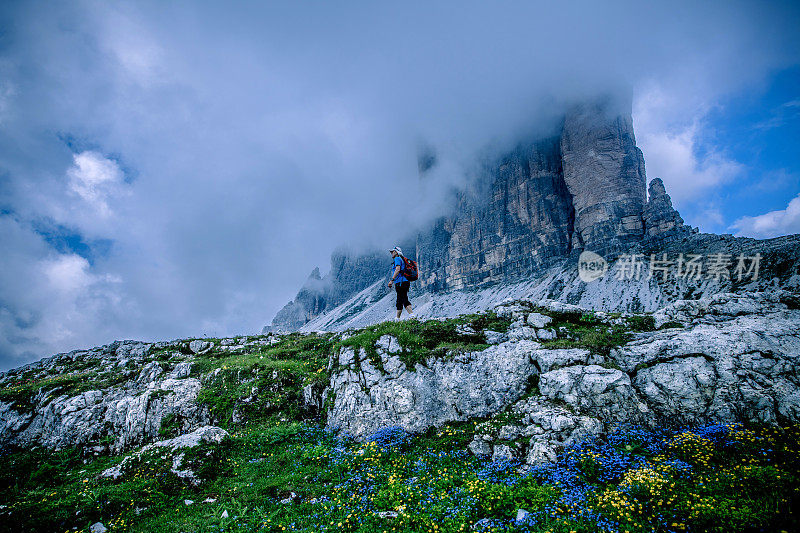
xmin=651 ymin=291 xmax=788 ymax=329
xmin=491 ymin=444 xmax=514 ymax=462
xmin=326 ymin=339 xmax=539 ymax=439
xmin=467 ymin=436 xmax=493 ymax=456
xmin=529 ymin=347 xmax=593 ymax=373
xmin=643 ymin=178 xmax=689 ymax=239
xmin=189 ymin=340 xmax=211 ymax=354
xmin=100 ymin=426 xmax=228 ymax=483
xmin=560 ymin=96 xmax=647 ymax=255
xmin=0 ymin=341 xmax=211 ymax=453
xmin=512 ymin=396 xmax=603 ymax=465
xmin=612 ymin=295 xmax=800 ymax=426
xmin=484 ymin=330 xmax=507 ymax=345
xmin=535 ymin=329 xmax=557 ymax=341
xmin=526 ymin=313 xmax=552 ymax=328
xmin=539 ymin=365 xmax=650 ymax=424
xmin=324 ymin=291 xmax=800 ymax=464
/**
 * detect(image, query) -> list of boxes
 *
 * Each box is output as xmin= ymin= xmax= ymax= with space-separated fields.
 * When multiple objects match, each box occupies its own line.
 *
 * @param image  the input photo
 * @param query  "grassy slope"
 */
xmin=0 ymin=309 xmax=798 ymax=533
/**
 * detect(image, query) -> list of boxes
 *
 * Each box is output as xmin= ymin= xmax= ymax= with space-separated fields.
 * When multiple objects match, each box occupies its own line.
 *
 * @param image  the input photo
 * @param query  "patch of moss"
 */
xmin=540 ymin=324 xmax=631 ymax=357
xmin=149 ymin=389 xmax=173 ymax=401
xmin=157 ymin=412 xmax=180 ymax=438
xmin=626 ymin=314 xmax=656 ymax=332
xmin=599 ymin=359 xmax=623 ymax=371
xmin=452 ymin=311 xmax=513 ymax=334
xmin=549 ymin=397 xmax=577 ymax=413
xmin=197 ymin=359 xmax=326 ymax=429
xmin=336 ymin=317 xmax=493 ymax=372
xmin=413 ymin=420 xmax=477 ymax=452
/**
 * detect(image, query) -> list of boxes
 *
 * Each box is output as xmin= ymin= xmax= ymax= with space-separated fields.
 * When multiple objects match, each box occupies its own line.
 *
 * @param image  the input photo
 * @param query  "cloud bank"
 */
xmin=732 ymin=194 xmax=800 ymax=238
xmin=1 ymin=0 xmax=799 ymax=369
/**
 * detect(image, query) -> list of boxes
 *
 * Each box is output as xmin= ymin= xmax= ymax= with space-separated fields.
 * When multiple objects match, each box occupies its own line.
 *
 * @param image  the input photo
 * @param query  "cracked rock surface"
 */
xmin=0 ymin=339 xmax=216 ymax=453
xmin=325 ymin=290 xmax=800 ymax=464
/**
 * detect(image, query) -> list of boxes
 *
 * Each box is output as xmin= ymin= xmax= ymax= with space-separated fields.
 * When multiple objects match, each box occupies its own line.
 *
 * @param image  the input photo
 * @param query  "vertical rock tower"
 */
xmin=415 ymin=95 xmax=656 ymax=293
xmin=560 ymin=97 xmax=648 ymax=255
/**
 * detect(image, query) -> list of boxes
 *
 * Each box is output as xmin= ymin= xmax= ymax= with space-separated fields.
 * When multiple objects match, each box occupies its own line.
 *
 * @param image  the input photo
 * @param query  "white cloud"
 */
xmin=42 ymin=254 xmax=93 ymax=294
xmin=634 ymin=84 xmax=744 ymax=205
xmin=0 ymin=216 xmax=128 ymax=367
xmin=754 ymin=98 xmax=800 ymax=130
xmin=66 ymin=151 xmax=128 ymax=217
xmin=731 ymin=194 xmax=800 ymax=238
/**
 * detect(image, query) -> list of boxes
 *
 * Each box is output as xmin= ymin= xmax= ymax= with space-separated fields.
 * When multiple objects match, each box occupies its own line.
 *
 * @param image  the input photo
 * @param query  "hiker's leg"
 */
xmin=395 ymin=283 xmax=403 ymax=319
xmin=399 ymin=282 xmax=411 ymax=316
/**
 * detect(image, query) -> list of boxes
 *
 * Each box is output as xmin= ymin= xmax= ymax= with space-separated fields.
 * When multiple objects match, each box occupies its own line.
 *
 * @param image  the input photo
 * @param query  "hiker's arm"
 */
xmin=388 ymin=265 xmax=401 ymax=286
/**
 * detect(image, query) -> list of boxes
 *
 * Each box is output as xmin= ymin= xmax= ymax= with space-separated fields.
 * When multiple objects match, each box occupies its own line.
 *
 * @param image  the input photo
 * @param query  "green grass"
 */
xmin=189 ymin=333 xmax=333 ymax=429
xmin=625 ymin=315 xmax=656 ymax=332
xmin=158 ymin=413 xmax=180 ymax=438
xmin=336 ymin=314 xmax=505 ymax=371
xmin=538 ymin=324 xmax=631 ymax=357
xmin=526 ymin=306 xmax=661 ymax=357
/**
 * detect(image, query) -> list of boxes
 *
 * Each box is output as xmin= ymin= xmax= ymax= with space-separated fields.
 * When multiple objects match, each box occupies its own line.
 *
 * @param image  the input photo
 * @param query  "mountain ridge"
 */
xmin=267 ymin=97 xmax=799 ymax=333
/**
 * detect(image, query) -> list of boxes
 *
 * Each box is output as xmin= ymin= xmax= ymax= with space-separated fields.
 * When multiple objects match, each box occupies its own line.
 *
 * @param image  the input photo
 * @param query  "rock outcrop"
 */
xmin=643 ymin=177 xmax=690 ymax=240
xmin=323 ymin=290 xmax=800 ymax=465
xmin=0 ymin=340 xmax=212 ymax=453
xmin=100 ymin=425 xmax=229 ymax=485
xmin=326 ymin=337 xmax=540 ymax=440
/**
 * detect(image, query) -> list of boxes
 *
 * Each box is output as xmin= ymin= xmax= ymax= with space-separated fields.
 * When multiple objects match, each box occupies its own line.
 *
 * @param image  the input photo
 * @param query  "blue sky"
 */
xmin=1 ymin=0 xmax=799 ymax=369
xmin=709 ymin=67 xmax=800 ymax=234
xmin=633 ymin=65 xmax=800 ymax=238
xmin=638 ymin=65 xmax=800 ymax=236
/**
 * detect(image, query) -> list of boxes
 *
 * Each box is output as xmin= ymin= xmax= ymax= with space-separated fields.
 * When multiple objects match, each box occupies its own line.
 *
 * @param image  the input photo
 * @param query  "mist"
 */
xmin=1 ymin=0 xmax=799 ymax=369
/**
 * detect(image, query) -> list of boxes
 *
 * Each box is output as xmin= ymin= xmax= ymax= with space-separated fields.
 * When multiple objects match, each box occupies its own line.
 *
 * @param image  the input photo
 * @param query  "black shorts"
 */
xmin=395 ymin=281 xmax=411 ymax=310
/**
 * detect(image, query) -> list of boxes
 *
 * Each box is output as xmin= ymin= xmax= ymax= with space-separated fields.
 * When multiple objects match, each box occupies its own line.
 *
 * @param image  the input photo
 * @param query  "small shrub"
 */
xmin=158 ymin=412 xmax=180 ymax=438
xmin=627 ymin=314 xmax=656 ymax=332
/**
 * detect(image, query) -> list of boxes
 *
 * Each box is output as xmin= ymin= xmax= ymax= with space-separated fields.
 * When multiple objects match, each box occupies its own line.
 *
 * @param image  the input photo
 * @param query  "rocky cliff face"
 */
xmin=418 ymin=135 xmax=573 ymax=292
xmin=268 ymin=96 xmax=700 ymax=332
xmin=643 ymin=177 xmax=687 ymax=240
xmin=269 ymin=94 xmax=797 ymax=333
xmin=560 ymin=99 xmax=650 ymax=254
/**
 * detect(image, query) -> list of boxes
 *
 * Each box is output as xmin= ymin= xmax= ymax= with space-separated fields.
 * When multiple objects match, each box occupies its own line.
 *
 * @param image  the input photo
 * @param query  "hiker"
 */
xmin=388 ymin=246 xmax=413 ymax=319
